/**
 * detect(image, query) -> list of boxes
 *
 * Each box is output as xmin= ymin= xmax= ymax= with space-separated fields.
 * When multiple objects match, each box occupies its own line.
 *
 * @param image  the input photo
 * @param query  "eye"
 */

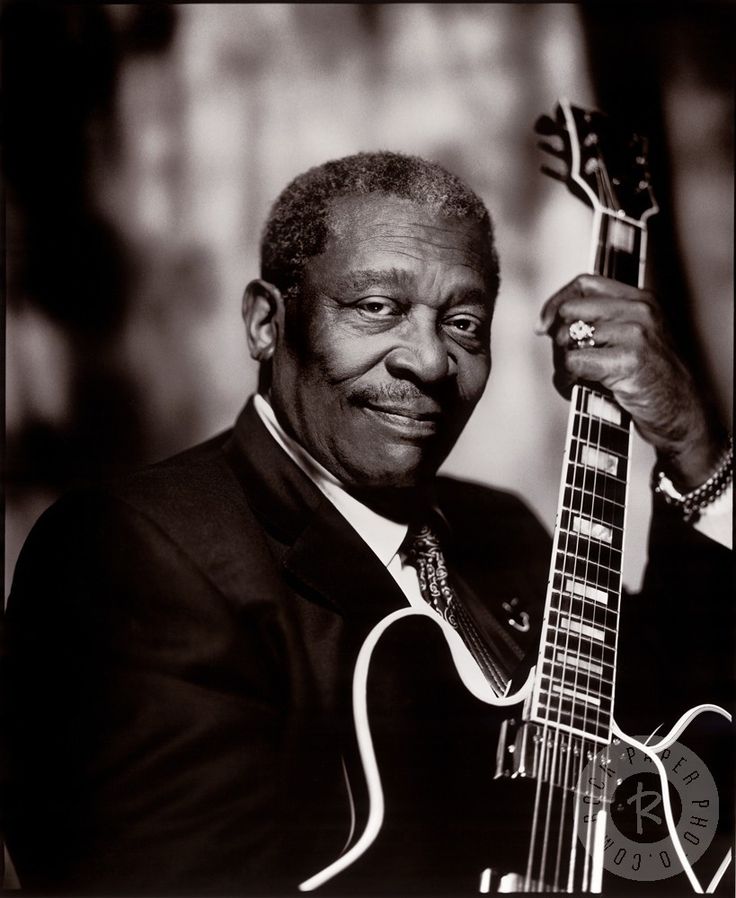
xmin=445 ymin=314 xmax=483 ymax=337
xmin=355 ymin=297 xmax=399 ymax=317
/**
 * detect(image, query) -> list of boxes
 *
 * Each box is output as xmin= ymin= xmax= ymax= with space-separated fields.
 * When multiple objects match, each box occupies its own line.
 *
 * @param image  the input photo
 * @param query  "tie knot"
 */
xmin=404 ymin=523 xmax=442 ymax=561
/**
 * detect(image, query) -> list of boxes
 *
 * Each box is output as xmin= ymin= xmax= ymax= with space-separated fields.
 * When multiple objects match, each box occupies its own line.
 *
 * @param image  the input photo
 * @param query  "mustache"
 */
xmin=350 ymin=383 xmax=431 ymax=405
xmin=348 ymin=381 xmax=460 ymax=412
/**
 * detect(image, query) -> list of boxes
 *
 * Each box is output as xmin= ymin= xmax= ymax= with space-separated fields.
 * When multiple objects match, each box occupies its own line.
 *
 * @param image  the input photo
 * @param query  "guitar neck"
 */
xmin=530 ymin=210 xmax=648 ymax=745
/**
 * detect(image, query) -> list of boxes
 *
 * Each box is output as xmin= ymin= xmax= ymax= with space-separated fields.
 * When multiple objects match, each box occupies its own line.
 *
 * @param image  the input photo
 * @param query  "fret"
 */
xmin=581 ymin=391 xmax=626 ymax=427
xmin=555 ymin=616 xmax=607 ymax=643
xmin=536 ymin=698 xmax=611 ymax=728
xmin=548 ymin=609 xmax=618 ymax=640
xmin=552 ymin=537 xmax=621 ymax=580
xmin=551 ymin=577 xmax=619 ymax=623
xmin=543 ymin=633 xmax=615 ymax=668
xmin=552 ymin=571 xmax=619 ymax=598
xmin=562 ymin=578 xmax=609 ymax=605
xmin=572 ymin=440 xmax=624 ymax=477
xmin=553 ymin=564 xmax=621 ymax=598
xmin=564 ymin=485 xmax=625 ymax=514
xmin=542 ymin=653 xmax=615 ymax=679
xmin=559 ymin=515 xmax=623 ymax=550
xmin=548 ymin=587 xmax=619 ymax=627
xmin=541 ymin=662 xmax=615 ymax=698
xmin=560 ymin=507 xmax=624 ymax=533
xmin=535 ymin=701 xmax=611 ymax=734
xmin=542 ymin=677 xmax=613 ymax=708
xmin=555 ymin=542 xmax=622 ymax=576
xmin=566 ymin=466 xmax=626 ymax=506
xmin=540 ymin=676 xmax=613 ymax=714
xmin=560 ymin=500 xmax=625 ymax=531
xmin=571 ymin=417 xmax=630 ymax=456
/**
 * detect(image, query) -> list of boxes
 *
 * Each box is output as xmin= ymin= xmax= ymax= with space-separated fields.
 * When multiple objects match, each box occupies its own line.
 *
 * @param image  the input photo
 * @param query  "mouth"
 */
xmin=361 ymin=402 xmax=441 ymax=437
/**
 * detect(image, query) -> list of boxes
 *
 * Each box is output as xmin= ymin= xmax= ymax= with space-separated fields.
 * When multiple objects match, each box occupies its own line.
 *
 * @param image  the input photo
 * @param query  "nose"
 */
xmin=384 ymin=317 xmax=455 ymax=385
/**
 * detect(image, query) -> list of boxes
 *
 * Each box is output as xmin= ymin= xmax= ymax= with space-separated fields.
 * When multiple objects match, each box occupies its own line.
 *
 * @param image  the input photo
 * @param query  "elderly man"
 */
xmin=2 ymin=152 xmax=731 ymax=896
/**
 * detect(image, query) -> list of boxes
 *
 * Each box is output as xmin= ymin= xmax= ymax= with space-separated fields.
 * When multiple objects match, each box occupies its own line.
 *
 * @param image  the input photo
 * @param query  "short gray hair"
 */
xmin=260 ymin=150 xmax=500 ymax=302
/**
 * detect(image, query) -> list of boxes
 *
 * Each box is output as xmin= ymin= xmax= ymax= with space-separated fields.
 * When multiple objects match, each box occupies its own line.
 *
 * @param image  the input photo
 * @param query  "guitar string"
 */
xmin=551 ymin=386 xmax=588 ymax=891
xmin=523 ymin=385 xmax=586 ymax=890
xmin=581 ymin=385 xmax=605 ymax=893
xmin=574 ymin=157 xmax=624 ymax=887
xmin=546 ymin=384 xmax=604 ymax=891
xmin=595 ymin=162 xmax=636 ymax=890
xmin=578 ymin=162 xmax=624 ymax=891
xmin=559 ymin=121 xmax=614 ymax=893
xmin=562 ymin=386 xmax=592 ymax=891
xmin=583 ymin=179 xmax=607 ymax=889
xmin=591 ymin=145 xmax=636 ymax=881
xmin=537 ymin=385 xmax=591 ymax=891
xmin=581 ymin=204 xmax=613 ymax=891
xmin=540 ymin=385 xmax=587 ymax=890
xmin=575 ymin=161 xmax=608 ymax=892
xmin=579 ymin=386 xmax=599 ymax=893
xmin=597 ymin=162 xmax=647 ymax=886
xmin=585 ymin=161 xmax=638 ymax=885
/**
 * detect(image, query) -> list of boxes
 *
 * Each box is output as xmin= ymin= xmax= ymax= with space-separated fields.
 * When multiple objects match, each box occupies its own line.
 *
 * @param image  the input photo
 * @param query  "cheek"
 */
xmin=303 ymin=321 xmax=386 ymax=385
xmin=457 ymin=355 xmax=491 ymax=403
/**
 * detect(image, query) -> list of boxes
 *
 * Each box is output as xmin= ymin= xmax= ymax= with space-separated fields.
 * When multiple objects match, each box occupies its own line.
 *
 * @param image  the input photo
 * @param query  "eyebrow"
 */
xmin=329 ymin=268 xmax=413 ymax=293
xmin=329 ymin=268 xmax=490 ymax=306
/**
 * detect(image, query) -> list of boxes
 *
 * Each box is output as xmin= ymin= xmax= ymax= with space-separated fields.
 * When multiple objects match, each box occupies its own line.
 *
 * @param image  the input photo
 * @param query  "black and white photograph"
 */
xmin=2 ymin=3 xmax=733 ymax=896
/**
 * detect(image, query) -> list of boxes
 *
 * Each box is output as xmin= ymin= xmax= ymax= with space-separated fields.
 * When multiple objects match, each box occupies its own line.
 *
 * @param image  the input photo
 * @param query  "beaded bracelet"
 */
xmin=652 ymin=435 xmax=733 ymax=523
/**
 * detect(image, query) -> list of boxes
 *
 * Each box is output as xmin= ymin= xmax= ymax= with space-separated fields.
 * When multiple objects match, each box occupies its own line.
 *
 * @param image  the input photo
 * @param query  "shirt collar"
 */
xmin=253 ymin=393 xmax=408 ymax=567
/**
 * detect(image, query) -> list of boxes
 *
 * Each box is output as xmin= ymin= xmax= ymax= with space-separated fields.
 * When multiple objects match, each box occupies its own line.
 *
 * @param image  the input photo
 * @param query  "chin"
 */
xmin=341 ymin=447 xmax=442 ymax=490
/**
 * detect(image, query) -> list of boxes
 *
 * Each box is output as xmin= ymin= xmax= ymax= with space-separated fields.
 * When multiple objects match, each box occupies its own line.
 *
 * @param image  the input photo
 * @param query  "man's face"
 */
xmin=269 ymin=194 xmax=495 ymax=490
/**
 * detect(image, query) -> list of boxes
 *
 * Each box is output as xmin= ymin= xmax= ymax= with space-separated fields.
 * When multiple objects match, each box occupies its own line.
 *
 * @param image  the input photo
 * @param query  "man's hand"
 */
xmin=537 ymin=274 xmax=723 ymax=489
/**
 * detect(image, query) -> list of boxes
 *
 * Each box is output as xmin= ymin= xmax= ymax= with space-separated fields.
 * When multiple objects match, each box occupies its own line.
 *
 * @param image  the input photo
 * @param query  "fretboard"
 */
xmin=530 ymin=210 xmax=647 ymax=745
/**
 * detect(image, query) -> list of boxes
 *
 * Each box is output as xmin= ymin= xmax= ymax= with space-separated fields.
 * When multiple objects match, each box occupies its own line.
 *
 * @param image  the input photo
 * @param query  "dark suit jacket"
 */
xmin=2 ymin=399 xmax=732 ymax=896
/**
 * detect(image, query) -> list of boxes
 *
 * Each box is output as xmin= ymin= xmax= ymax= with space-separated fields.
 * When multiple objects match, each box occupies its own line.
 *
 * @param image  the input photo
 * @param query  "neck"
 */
xmin=344 ymin=482 xmax=438 ymax=526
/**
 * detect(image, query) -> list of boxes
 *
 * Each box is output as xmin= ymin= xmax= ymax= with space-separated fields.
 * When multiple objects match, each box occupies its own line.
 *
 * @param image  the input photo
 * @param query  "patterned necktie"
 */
xmin=405 ymin=524 xmax=510 ymax=694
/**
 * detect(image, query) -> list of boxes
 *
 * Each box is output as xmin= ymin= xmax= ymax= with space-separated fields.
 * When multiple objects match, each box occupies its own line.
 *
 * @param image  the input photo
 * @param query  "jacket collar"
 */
xmin=223 ymin=398 xmax=407 ymax=623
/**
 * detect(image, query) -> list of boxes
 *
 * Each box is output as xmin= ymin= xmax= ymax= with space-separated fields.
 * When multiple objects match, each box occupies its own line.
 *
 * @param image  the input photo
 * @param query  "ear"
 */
xmin=242 ymin=279 xmax=284 ymax=363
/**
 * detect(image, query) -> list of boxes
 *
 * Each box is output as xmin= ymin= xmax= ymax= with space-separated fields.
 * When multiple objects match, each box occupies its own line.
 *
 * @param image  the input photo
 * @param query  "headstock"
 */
xmin=535 ymin=98 xmax=658 ymax=223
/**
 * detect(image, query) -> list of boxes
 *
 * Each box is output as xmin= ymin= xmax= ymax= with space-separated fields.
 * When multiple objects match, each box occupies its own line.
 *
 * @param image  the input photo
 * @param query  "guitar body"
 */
xmin=308 ymin=611 xmax=536 ymax=895
xmin=304 ymin=610 xmax=731 ymax=896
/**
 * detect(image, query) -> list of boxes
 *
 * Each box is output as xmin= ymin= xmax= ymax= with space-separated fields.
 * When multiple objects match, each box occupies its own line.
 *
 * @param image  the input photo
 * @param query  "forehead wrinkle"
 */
xmin=352 ymin=231 xmax=487 ymax=265
xmin=329 ymin=267 xmax=415 ymax=292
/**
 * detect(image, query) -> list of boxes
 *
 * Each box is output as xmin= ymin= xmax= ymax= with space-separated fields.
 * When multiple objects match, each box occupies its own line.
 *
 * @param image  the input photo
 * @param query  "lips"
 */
xmin=361 ymin=402 xmax=441 ymax=437
xmin=364 ymin=401 xmax=441 ymax=421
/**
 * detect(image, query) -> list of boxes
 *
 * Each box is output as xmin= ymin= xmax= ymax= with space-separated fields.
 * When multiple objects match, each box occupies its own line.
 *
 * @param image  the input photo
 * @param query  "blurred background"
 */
xmin=3 ymin=3 xmax=733 ymax=597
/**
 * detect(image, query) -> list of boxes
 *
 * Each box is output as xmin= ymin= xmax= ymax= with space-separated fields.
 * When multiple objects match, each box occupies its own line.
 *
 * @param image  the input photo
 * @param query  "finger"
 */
xmin=554 ymin=297 xmax=658 ymax=328
xmin=534 ymin=114 xmax=559 ymax=135
xmin=537 ymin=137 xmax=565 ymax=156
xmin=561 ymin=345 xmax=638 ymax=389
xmin=551 ymin=320 xmax=648 ymax=349
xmin=536 ymin=274 xmax=658 ymax=333
xmin=540 ymin=163 xmax=568 ymax=184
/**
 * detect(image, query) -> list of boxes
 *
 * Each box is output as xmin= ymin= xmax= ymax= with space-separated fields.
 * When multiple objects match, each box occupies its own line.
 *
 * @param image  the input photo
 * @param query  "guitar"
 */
xmin=298 ymin=100 xmax=732 ymax=895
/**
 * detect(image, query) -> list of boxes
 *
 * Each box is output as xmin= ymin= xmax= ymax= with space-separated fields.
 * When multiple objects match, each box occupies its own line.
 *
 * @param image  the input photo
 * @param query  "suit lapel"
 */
xmin=223 ymin=398 xmax=407 ymax=626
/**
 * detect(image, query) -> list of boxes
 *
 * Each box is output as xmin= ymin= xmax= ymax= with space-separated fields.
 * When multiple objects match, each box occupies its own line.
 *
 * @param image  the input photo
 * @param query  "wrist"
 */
xmin=655 ymin=422 xmax=728 ymax=491
xmin=652 ymin=434 xmax=733 ymax=524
